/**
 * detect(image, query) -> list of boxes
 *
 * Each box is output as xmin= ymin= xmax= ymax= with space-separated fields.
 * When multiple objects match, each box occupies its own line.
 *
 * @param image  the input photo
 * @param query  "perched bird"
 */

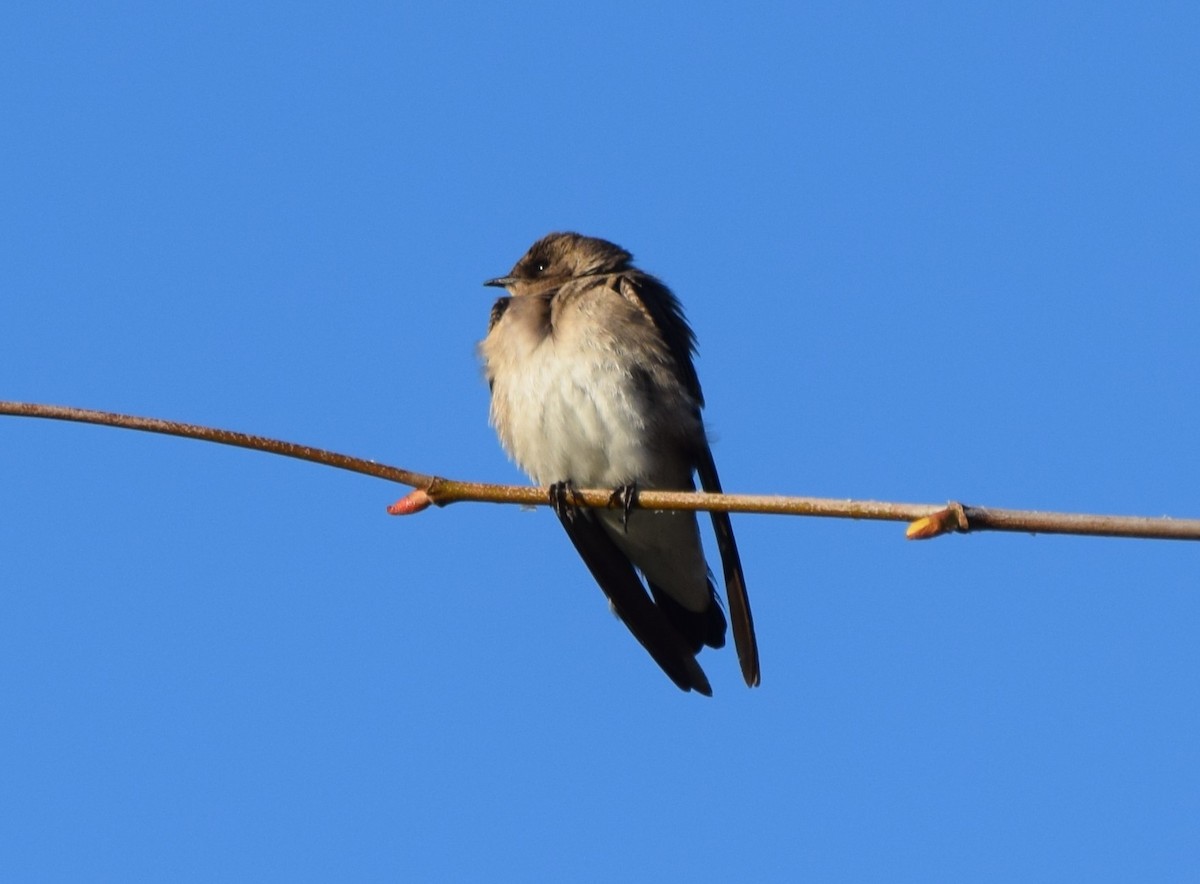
xmin=479 ymin=232 xmax=759 ymax=694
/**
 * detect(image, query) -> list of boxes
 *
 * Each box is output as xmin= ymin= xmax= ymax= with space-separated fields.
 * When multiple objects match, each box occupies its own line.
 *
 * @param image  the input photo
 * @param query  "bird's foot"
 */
xmin=549 ymin=480 xmax=583 ymax=522
xmin=608 ymin=482 xmax=639 ymax=532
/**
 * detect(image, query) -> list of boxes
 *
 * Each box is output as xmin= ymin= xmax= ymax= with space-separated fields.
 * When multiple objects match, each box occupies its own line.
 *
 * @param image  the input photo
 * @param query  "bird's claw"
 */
xmin=608 ymin=482 xmax=639 ymax=532
xmin=549 ymin=480 xmax=583 ymax=522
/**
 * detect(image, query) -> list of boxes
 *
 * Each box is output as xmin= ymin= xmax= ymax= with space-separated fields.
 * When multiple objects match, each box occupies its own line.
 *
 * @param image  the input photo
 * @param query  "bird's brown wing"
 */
xmin=618 ymin=272 xmax=761 ymax=688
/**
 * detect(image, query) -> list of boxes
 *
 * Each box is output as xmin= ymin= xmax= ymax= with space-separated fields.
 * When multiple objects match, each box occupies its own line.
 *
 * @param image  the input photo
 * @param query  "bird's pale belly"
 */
xmin=490 ymin=342 xmax=657 ymax=488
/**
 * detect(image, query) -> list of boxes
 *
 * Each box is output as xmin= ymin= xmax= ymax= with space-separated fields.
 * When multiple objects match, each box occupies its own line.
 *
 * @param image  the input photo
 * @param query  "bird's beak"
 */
xmin=484 ymin=276 xmax=515 ymax=289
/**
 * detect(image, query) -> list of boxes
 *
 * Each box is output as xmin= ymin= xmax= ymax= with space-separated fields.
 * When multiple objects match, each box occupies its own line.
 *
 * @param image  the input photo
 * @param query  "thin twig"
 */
xmin=0 ymin=400 xmax=433 ymax=488
xmin=3 ymin=400 xmax=1199 ymax=542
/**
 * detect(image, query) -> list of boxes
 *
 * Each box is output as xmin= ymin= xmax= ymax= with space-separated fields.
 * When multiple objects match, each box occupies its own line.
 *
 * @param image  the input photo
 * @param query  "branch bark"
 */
xmin=3 ymin=400 xmax=1198 ymax=542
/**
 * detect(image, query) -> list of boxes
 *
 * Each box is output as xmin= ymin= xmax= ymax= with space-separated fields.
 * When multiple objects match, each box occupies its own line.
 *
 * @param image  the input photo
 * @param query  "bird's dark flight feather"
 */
xmin=694 ymin=443 xmax=760 ymax=686
xmin=555 ymin=504 xmax=713 ymax=695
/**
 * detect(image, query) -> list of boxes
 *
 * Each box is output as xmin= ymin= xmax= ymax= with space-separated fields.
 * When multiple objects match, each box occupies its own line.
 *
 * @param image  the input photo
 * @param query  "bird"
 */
xmin=479 ymin=232 xmax=759 ymax=695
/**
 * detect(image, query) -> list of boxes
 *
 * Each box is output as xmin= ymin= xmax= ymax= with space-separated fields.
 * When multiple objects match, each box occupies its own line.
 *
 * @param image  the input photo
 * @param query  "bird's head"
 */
xmin=484 ymin=232 xmax=633 ymax=295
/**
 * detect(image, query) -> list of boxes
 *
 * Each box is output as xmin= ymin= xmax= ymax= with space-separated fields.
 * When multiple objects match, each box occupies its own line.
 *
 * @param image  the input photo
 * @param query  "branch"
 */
xmin=4 ymin=400 xmax=1198 ymax=542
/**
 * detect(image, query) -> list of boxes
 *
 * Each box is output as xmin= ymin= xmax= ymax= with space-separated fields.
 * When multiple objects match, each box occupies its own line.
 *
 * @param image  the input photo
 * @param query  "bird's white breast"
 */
xmin=484 ymin=300 xmax=655 ymax=486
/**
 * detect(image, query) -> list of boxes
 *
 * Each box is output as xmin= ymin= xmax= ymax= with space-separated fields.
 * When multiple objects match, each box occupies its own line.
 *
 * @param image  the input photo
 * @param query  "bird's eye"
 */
xmin=533 ymin=261 xmax=549 ymax=274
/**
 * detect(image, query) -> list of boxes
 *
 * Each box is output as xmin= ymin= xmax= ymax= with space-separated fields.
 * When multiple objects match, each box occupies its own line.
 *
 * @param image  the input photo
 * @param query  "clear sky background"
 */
xmin=3 ymin=2 xmax=1198 ymax=880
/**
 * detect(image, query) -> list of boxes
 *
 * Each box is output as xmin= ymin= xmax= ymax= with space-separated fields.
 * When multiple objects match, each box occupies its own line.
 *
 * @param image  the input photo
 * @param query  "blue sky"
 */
xmin=3 ymin=2 xmax=1199 ymax=879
